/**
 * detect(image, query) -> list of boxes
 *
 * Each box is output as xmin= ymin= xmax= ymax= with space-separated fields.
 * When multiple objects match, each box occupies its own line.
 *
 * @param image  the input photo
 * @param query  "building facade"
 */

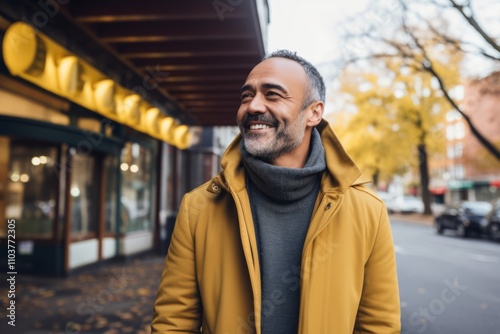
xmin=430 ymin=72 xmax=500 ymax=204
xmin=0 ymin=0 xmax=268 ymax=276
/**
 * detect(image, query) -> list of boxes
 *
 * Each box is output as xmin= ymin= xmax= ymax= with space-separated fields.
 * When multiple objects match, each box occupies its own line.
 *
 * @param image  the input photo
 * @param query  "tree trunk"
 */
xmin=372 ymin=169 xmax=379 ymax=188
xmin=418 ymin=143 xmax=433 ymax=215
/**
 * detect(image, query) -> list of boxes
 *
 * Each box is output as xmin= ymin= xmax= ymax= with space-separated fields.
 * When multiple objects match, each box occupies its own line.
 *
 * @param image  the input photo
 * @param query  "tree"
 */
xmin=331 ymin=48 xmax=460 ymax=214
xmin=331 ymin=66 xmax=419 ymax=185
xmin=339 ymin=0 xmax=500 ymax=160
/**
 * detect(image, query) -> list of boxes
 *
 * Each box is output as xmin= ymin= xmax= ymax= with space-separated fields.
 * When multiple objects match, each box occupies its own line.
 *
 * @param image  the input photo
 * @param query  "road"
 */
xmin=391 ymin=219 xmax=500 ymax=334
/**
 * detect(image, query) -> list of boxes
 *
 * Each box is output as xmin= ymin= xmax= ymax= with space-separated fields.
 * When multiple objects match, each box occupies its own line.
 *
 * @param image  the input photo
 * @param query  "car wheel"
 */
xmin=435 ymin=220 xmax=444 ymax=235
xmin=490 ymin=223 xmax=500 ymax=242
xmin=456 ymin=223 xmax=468 ymax=238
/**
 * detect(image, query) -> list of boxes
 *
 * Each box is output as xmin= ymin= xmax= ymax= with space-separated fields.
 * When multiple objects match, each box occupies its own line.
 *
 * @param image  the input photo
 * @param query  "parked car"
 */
xmin=435 ymin=201 xmax=493 ymax=237
xmin=386 ymin=195 xmax=424 ymax=214
xmin=376 ymin=191 xmax=393 ymax=205
xmin=482 ymin=200 xmax=500 ymax=242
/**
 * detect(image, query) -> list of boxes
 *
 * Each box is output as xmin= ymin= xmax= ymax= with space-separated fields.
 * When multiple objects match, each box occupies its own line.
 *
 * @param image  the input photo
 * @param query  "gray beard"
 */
xmin=243 ymin=127 xmax=304 ymax=163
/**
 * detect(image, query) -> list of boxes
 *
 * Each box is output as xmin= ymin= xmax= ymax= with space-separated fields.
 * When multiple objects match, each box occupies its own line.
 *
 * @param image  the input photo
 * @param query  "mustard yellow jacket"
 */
xmin=152 ymin=120 xmax=401 ymax=333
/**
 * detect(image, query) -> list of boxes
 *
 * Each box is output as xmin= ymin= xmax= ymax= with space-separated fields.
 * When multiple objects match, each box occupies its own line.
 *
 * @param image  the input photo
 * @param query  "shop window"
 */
xmin=120 ymin=143 xmax=152 ymax=232
xmin=104 ymin=155 xmax=119 ymax=234
xmin=70 ymin=152 xmax=98 ymax=237
xmin=0 ymin=137 xmax=58 ymax=238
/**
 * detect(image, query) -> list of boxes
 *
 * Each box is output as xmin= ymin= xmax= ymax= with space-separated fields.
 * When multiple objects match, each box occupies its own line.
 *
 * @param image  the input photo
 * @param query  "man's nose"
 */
xmin=247 ymin=93 xmax=266 ymax=114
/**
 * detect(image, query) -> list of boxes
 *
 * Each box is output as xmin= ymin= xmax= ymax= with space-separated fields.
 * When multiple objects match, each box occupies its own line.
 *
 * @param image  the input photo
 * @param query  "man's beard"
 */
xmin=239 ymin=113 xmax=306 ymax=163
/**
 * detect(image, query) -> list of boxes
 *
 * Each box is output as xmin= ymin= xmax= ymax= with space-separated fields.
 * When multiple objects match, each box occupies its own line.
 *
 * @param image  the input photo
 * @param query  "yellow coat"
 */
xmin=152 ymin=120 xmax=401 ymax=333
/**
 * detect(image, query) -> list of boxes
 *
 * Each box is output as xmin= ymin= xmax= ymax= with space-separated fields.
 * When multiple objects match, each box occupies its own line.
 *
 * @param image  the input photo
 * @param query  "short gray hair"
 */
xmin=263 ymin=49 xmax=325 ymax=110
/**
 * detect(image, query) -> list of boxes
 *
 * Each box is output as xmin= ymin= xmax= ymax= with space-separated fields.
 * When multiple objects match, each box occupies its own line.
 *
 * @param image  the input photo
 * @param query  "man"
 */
xmin=152 ymin=50 xmax=401 ymax=333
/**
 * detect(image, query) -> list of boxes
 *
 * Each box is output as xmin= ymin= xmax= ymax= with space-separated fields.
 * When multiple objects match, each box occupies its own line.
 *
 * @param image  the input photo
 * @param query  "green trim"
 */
xmin=0 ymin=115 xmax=124 ymax=155
xmin=473 ymin=180 xmax=491 ymax=187
xmin=448 ymin=179 xmax=473 ymax=190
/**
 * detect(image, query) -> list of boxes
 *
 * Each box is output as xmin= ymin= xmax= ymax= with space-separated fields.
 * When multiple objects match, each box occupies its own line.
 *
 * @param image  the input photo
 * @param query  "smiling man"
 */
xmin=152 ymin=50 xmax=401 ymax=334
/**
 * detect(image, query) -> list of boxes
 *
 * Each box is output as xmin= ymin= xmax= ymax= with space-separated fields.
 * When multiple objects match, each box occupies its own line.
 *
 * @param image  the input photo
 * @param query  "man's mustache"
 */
xmin=241 ymin=114 xmax=279 ymax=128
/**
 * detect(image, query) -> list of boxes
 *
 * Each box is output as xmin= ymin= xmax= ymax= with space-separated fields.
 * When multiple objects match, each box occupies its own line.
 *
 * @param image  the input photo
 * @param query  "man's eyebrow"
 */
xmin=240 ymin=83 xmax=288 ymax=95
xmin=240 ymin=84 xmax=253 ymax=94
xmin=262 ymin=83 xmax=288 ymax=94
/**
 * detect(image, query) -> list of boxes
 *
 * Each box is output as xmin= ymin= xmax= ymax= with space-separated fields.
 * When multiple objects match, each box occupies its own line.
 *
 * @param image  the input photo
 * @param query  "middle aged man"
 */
xmin=152 ymin=49 xmax=401 ymax=333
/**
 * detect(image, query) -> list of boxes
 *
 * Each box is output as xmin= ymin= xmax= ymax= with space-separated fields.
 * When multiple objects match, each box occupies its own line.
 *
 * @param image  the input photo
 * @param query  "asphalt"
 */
xmin=0 ymin=213 xmax=434 ymax=334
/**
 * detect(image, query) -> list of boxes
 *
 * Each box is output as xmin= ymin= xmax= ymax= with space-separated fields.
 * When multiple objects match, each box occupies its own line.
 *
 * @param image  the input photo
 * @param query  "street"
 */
xmin=392 ymin=219 xmax=500 ymax=334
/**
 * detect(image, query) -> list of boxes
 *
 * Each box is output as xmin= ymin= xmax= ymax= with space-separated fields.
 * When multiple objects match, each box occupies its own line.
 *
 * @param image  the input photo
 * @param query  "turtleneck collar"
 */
xmin=240 ymin=128 xmax=326 ymax=202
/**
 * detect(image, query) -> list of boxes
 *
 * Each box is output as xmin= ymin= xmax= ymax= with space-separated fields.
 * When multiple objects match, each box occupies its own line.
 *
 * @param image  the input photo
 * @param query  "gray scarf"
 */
xmin=240 ymin=128 xmax=326 ymax=203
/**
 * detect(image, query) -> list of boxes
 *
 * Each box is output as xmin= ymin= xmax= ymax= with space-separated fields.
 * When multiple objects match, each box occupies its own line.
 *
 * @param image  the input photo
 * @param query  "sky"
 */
xmin=265 ymin=0 xmax=500 ymax=115
xmin=266 ymin=0 xmax=371 ymax=114
xmin=267 ymin=0 xmax=371 ymax=65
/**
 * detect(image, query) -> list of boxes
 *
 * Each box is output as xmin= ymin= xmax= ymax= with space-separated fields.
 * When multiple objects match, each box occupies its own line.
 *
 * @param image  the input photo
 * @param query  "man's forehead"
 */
xmin=245 ymin=57 xmax=307 ymax=87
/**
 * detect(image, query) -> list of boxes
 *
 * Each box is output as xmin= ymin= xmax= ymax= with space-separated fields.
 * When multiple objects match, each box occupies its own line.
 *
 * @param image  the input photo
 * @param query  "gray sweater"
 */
xmin=241 ymin=129 xmax=326 ymax=334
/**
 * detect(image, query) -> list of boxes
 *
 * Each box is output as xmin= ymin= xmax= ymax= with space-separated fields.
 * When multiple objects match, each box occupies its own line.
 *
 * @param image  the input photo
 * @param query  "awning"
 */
xmin=430 ymin=187 xmax=447 ymax=195
xmin=0 ymin=0 xmax=268 ymax=127
xmin=447 ymin=180 xmax=473 ymax=190
xmin=490 ymin=180 xmax=500 ymax=188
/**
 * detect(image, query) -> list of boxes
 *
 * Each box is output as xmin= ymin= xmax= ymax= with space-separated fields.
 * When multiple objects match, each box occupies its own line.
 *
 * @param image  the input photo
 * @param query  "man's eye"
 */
xmin=241 ymin=93 xmax=252 ymax=100
xmin=267 ymin=91 xmax=279 ymax=97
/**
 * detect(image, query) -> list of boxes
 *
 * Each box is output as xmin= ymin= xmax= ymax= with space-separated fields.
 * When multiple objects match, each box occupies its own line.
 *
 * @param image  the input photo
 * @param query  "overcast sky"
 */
xmin=266 ymin=0 xmax=371 ymax=114
xmin=267 ymin=0 xmax=371 ymax=64
xmin=265 ymin=0 xmax=499 ymax=115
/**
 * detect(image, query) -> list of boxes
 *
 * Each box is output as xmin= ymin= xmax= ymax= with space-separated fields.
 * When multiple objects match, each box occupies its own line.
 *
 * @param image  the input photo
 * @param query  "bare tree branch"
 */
xmin=448 ymin=0 xmax=500 ymax=53
xmin=412 ymin=9 xmax=500 ymax=61
xmin=339 ymin=0 xmax=500 ymax=159
xmin=403 ymin=21 xmax=500 ymax=159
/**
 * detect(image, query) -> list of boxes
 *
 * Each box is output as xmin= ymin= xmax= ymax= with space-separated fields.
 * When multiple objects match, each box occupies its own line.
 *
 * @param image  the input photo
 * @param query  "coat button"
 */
xmin=211 ymin=182 xmax=220 ymax=193
xmin=325 ymin=203 xmax=332 ymax=210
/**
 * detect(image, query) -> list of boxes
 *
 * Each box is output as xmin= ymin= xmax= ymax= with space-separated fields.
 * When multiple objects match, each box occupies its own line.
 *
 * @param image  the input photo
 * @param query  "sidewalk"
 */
xmin=389 ymin=212 xmax=435 ymax=226
xmin=0 ymin=253 xmax=166 ymax=334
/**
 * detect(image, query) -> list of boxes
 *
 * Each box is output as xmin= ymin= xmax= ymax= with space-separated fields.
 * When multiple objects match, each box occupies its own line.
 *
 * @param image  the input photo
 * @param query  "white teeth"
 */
xmin=249 ymin=124 xmax=270 ymax=130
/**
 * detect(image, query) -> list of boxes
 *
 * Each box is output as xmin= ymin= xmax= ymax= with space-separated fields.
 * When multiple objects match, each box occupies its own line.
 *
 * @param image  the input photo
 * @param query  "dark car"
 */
xmin=435 ymin=201 xmax=492 ymax=237
xmin=482 ymin=201 xmax=500 ymax=242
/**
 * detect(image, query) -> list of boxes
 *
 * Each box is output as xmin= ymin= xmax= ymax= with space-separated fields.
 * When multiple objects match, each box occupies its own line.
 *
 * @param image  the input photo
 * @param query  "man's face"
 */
xmin=237 ymin=58 xmax=309 ymax=163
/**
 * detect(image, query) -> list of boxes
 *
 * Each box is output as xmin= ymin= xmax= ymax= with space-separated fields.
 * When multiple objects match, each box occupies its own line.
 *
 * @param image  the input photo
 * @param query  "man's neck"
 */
xmin=270 ymin=137 xmax=312 ymax=168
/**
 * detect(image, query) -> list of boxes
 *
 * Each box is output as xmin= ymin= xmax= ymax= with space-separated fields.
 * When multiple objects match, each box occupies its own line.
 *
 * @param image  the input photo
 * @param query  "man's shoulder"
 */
xmin=350 ymin=185 xmax=384 ymax=203
xmin=344 ymin=184 xmax=386 ymax=213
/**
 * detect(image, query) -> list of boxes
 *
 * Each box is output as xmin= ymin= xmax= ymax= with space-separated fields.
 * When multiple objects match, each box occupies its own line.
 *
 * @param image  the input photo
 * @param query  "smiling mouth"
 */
xmin=249 ymin=124 xmax=271 ymax=130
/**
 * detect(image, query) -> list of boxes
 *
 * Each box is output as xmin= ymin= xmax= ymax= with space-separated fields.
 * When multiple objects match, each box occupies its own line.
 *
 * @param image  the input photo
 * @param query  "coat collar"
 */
xmin=208 ymin=119 xmax=370 ymax=195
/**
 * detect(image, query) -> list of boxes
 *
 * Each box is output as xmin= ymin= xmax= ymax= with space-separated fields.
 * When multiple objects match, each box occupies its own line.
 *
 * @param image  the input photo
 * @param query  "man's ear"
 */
xmin=306 ymin=101 xmax=324 ymax=127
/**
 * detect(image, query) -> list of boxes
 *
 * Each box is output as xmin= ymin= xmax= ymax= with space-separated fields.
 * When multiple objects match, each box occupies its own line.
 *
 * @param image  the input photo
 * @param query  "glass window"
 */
xmin=446 ymin=125 xmax=454 ymax=140
xmin=455 ymin=164 xmax=465 ymax=179
xmin=70 ymin=152 xmax=98 ymax=237
xmin=455 ymin=123 xmax=465 ymax=139
xmin=120 ymin=143 xmax=152 ymax=232
xmin=454 ymin=142 xmax=463 ymax=158
xmin=446 ymin=110 xmax=461 ymax=122
xmin=447 ymin=145 xmax=455 ymax=159
xmin=104 ymin=155 xmax=119 ymax=234
xmin=0 ymin=137 xmax=58 ymax=238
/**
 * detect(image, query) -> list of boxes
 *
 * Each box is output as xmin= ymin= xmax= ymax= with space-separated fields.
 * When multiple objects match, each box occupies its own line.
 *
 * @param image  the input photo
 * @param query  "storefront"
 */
xmin=446 ymin=179 xmax=500 ymax=204
xmin=0 ymin=21 xmax=188 ymax=276
xmin=0 ymin=82 xmax=161 ymax=275
xmin=0 ymin=0 xmax=267 ymax=276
